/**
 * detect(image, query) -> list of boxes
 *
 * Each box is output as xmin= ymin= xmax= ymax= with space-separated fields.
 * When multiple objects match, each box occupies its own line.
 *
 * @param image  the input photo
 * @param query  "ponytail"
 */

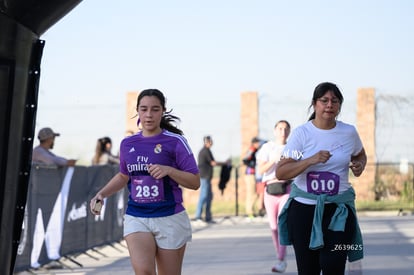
xmin=160 ymin=110 xmax=183 ymax=135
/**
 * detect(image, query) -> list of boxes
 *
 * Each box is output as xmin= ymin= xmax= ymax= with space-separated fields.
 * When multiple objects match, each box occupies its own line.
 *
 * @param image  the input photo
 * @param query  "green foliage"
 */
xmin=356 ymin=200 xmax=413 ymax=211
xmin=186 ymin=201 xmax=246 ymax=217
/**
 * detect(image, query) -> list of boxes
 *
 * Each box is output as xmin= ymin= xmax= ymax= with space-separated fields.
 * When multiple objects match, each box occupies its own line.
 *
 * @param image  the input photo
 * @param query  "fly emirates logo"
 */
xmin=127 ymin=155 xmax=150 ymax=172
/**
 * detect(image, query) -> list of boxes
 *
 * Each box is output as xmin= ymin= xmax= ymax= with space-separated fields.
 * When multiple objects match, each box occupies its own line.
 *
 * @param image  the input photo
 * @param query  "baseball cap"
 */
xmin=38 ymin=127 xmax=60 ymax=141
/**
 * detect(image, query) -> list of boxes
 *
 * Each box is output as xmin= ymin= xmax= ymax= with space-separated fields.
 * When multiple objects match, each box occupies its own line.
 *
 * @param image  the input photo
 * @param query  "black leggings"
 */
xmin=287 ymin=200 xmax=356 ymax=275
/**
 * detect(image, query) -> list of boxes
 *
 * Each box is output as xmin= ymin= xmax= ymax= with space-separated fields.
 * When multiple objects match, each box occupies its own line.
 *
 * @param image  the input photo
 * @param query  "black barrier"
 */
xmin=14 ymin=164 xmax=126 ymax=272
xmin=1 ymin=2 xmax=84 ymax=272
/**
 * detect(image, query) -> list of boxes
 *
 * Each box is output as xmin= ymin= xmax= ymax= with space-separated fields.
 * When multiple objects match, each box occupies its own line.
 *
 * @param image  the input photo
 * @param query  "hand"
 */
xmin=349 ymin=160 xmax=364 ymax=176
xmin=310 ymin=150 xmax=332 ymax=165
xmin=90 ymin=194 xmax=104 ymax=215
xmin=67 ymin=159 xmax=77 ymax=166
xmin=269 ymin=156 xmax=280 ymax=164
xmin=147 ymin=164 xmax=170 ymax=179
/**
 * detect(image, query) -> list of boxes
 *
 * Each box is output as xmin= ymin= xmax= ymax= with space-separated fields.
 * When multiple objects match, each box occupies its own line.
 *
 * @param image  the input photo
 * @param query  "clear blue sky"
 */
xmin=35 ymin=0 xmax=414 ymax=165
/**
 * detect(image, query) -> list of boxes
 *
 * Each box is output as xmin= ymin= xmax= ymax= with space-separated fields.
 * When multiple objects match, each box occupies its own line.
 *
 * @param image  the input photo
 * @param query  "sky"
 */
xmin=34 ymin=0 xmax=414 ymax=165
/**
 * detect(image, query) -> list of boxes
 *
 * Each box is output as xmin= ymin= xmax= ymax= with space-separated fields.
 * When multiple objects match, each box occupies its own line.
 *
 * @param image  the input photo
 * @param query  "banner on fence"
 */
xmin=14 ymin=165 xmax=126 ymax=272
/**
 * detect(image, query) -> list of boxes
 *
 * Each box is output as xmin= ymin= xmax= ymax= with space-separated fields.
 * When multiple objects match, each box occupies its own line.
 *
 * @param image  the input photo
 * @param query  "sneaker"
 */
xmin=244 ymin=214 xmax=254 ymax=222
xmin=45 ymin=261 xmax=64 ymax=270
xmin=191 ymin=218 xmax=207 ymax=226
xmin=272 ymin=260 xmax=287 ymax=273
xmin=258 ymin=208 xmax=266 ymax=217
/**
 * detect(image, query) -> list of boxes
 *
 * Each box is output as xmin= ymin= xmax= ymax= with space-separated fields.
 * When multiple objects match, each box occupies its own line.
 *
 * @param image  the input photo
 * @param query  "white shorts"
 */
xmin=123 ymin=211 xmax=192 ymax=249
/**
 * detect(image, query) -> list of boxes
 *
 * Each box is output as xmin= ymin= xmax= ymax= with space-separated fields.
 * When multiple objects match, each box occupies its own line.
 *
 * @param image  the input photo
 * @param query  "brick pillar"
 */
xmin=126 ymin=91 xmax=139 ymax=134
xmin=353 ymin=88 xmax=376 ymax=200
xmin=239 ymin=92 xmax=259 ymax=214
xmin=240 ymin=92 xmax=259 ymax=156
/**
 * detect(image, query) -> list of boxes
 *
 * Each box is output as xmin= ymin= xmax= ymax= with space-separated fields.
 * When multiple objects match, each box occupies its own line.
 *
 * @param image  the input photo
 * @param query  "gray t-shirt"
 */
xmin=32 ymin=145 xmax=68 ymax=166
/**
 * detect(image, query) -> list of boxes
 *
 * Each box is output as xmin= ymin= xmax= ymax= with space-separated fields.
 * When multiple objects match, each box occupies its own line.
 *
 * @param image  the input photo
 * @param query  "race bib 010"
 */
xmin=306 ymin=171 xmax=340 ymax=195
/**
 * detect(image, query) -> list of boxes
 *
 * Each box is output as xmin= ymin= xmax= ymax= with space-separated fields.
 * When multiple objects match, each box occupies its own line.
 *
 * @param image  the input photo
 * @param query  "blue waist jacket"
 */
xmin=278 ymin=183 xmax=363 ymax=262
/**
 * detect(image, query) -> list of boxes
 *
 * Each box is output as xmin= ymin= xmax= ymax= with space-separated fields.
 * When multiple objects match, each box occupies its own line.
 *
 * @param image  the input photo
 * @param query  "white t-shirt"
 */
xmin=256 ymin=141 xmax=285 ymax=183
xmin=282 ymin=120 xmax=363 ymax=204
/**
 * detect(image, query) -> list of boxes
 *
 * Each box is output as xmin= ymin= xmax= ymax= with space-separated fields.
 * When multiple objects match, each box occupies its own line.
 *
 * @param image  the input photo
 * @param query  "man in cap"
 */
xmin=32 ymin=127 xmax=77 ymax=166
xmin=194 ymin=135 xmax=230 ymax=223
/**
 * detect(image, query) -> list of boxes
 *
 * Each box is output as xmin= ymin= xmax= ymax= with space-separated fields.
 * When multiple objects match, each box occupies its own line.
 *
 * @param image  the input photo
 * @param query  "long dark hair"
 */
xmin=308 ymin=82 xmax=344 ymax=121
xmin=136 ymin=89 xmax=183 ymax=135
xmin=92 ymin=137 xmax=112 ymax=164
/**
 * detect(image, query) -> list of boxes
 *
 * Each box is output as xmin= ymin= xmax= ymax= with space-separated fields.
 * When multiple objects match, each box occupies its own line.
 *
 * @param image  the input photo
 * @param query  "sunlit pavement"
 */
xmin=15 ymin=211 xmax=414 ymax=275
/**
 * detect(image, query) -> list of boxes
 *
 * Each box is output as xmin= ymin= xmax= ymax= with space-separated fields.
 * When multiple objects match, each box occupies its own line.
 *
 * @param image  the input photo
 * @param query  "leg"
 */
xmin=275 ymin=193 xmax=290 ymax=260
xmin=156 ymin=245 xmax=187 ymax=275
xmin=195 ymin=178 xmax=208 ymax=219
xmin=265 ymin=192 xmax=289 ymax=272
xmin=153 ymin=211 xmax=192 ymax=275
xmin=205 ymin=179 xmax=213 ymax=221
xmin=256 ymin=182 xmax=266 ymax=216
xmin=244 ymin=174 xmax=255 ymax=216
xmin=319 ymin=204 xmax=356 ymax=275
xmin=264 ymin=192 xmax=278 ymax=256
xmin=287 ymin=200 xmax=321 ymax=275
xmin=125 ymin=232 xmax=157 ymax=275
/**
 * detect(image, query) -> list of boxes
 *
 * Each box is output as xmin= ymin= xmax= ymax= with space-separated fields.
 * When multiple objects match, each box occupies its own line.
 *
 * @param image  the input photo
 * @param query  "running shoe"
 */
xmin=272 ymin=260 xmax=287 ymax=273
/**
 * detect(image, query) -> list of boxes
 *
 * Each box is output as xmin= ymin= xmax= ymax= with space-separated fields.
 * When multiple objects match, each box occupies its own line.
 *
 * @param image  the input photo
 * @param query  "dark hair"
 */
xmin=308 ymin=82 xmax=344 ymax=121
xmin=274 ymin=120 xmax=291 ymax=129
xmin=92 ymin=136 xmax=112 ymax=164
xmin=99 ymin=137 xmax=112 ymax=152
xmin=203 ymin=135 xmax=212 ymax=143
xmin=136 ymin=89 xmax=183 ymax=135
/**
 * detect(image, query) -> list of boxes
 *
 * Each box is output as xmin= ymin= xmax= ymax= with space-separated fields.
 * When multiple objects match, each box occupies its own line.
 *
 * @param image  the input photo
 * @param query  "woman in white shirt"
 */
xmin=276 ymin=82 xmax=366 ymax=275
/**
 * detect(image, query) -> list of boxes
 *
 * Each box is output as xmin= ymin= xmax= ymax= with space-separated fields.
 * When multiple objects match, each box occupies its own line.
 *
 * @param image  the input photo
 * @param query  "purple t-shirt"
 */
xmin=120 ymin=130 xmax=199 ymax=218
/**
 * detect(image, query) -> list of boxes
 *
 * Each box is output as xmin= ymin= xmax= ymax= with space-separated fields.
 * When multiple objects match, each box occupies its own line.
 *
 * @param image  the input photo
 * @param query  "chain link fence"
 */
xmin=373 ymin=162 xmax=414 ymax=208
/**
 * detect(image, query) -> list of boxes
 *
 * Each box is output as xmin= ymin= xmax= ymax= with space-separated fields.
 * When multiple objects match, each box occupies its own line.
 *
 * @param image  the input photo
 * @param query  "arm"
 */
xmin=242 ymin=148 xmax=255 ymax=163
xmin=276 ymin=150 xmax=332 ymax=180
xmin=211 ymin=159 xmax=230 ymax=166
xmin=147 ymin=164 xmax=200 ymax=190
xmin=210 ymin=148 xmax=231 ymax=167
xmin=66 ymin=159 xmax=77 ymax=166
xmin=107 ymin=153 xmax=120 ymax=164
xmin=350 ymin=148 xmax=367 ymax=177
xmin=257 ymin=157 xmax=277 ymax=175
xmin=90 ymin=172 xmax=129 ymax=214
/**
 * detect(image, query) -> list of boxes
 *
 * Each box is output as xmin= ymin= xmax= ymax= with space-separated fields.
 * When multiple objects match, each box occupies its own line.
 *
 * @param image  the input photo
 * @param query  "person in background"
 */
xmin=90 ymin=89 xmax=200 ymax=275
xmin=256 ymin=120 xmax=291 ymax=273
xmin=242 ymin=137 xmax=261 ymax=218
xmin=277 ymin=82 xmax=367 ymax=275
xmin=32 ymin=127 xmax=77 ymax=167
xmin=92 ymin=136 xmax=120 ymax=165
xmin=194 ymin=135 xmax=230 ymax=223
